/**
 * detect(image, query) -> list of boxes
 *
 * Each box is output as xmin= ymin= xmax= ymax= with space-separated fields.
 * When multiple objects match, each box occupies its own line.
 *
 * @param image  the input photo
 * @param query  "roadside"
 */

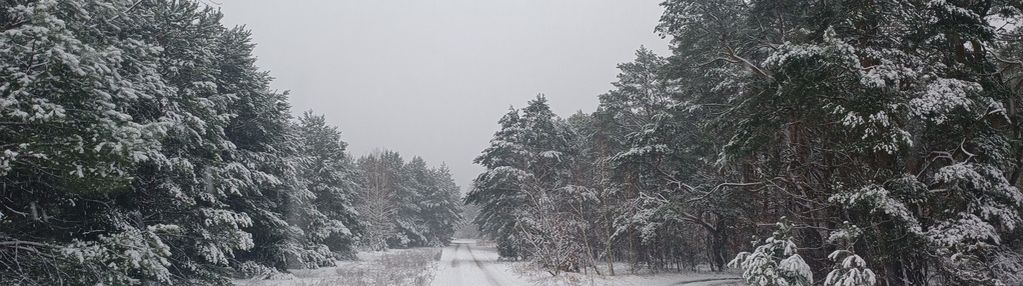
xmin=508 ymin=266 xmax=743 ymax=286
xmin=233 ymin=248 xmax=441 ymax=286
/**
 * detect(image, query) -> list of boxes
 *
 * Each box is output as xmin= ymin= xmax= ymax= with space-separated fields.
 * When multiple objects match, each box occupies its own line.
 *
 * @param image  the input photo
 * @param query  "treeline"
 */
xmin=355 ymin=151 xmax=462 ymax=251
xmin=0 ymin=1 xmax=460 ymax=285
xmin=467 ymin=1 xmax=1023 ymax=285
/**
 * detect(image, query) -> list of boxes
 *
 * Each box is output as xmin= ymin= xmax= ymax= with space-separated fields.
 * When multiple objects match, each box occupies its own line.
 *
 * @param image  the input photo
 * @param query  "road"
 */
xmin=431 ymin=239 xmax=528 ymax=286
xmin=430 ymin=239 xmax=742 ymax=286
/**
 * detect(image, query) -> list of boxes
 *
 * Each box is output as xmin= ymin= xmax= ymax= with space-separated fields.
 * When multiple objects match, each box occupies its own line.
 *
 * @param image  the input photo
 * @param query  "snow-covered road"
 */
xmin=431 ymin=239 xmax=528 ymax=286
xmin=430 ymin=239 xmax=744 ymax=286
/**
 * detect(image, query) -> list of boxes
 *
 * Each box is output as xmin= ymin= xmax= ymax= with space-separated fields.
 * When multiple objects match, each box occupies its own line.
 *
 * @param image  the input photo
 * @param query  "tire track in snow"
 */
xmin=466 ymin=243 xmax=504 ymax=286
xmin=450 ymin=243 xmax=462 ymax=267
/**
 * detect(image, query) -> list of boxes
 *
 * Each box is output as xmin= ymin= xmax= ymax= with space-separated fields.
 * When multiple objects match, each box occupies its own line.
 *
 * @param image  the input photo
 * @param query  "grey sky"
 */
xmin=214 ymin=0 xmax=669 ymax=191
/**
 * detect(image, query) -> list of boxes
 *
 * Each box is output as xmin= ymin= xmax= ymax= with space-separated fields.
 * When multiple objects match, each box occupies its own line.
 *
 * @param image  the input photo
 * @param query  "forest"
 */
xmin=464 ymin=0 xmax=1023 ymax=285
xmin=0 ymin=1 xmax=461 ymax=284
xmin=4 ymin=0 xmax=1023 ymax=285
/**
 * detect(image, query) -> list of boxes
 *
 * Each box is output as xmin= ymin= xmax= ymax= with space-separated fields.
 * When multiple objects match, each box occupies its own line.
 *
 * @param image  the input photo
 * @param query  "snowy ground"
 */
xmin=233 ymin=248 xmax=441 ymax=286
xmin=431 ymin=239 xmax=530 ymax=285
xmin=234 ymin=240 xmax=743 ymax=286
xmin=433 ymin=239 xmax=743 ymax=286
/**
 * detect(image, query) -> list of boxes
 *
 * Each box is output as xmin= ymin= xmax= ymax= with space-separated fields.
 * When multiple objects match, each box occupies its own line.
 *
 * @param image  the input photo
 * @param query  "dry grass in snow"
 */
xmin=233 ymin=248 xmax=442 ymax=286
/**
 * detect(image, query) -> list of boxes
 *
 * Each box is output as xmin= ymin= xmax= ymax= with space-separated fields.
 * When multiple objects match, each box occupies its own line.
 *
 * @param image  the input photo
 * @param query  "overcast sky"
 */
xmin=214 ymin=0 xmax=669 ymax=191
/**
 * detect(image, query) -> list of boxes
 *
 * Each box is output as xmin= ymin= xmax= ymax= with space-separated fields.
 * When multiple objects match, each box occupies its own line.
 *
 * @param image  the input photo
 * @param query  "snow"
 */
xmin=233 ymin=248 xmax=441 ymax=286
xmin=910 ymin=78 xmax=980 ymax=124
xmin=509 ymin=266 xmax=743 ymax=286
xmin=431 ymin=239 xmax=530 ymax=286
xmin=829 ymin=185 xmax=923 ymax=235
xmin=233 ymin=239 xmax=743 ymax=286
xmin=435 ymin=239 xmax=742 ymax=286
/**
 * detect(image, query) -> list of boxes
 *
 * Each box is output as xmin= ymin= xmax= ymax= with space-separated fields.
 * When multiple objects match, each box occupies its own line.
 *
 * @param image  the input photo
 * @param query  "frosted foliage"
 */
xmin=613 ymin=144 xmax=672 ymax=162
xmin=910 ymin=78 xmax=981 ymax=124
xmin=934 ymin=163 xmax=1023 ymax=208
xmin=0 ymin=0 xmax=411 ymax=283
xmin=729 ymin=221 xmax=813 ymax=286
xmin=828 ymin=163 xmax=1022 ymax=284
xmin=0 ymin=0 xmax=170 ymax=177
xmin=929 ymin=213 xmax=1001 ymax=250
xmin=929 ymin=163 xmax=1023 ymax=246
xmin=198 ymin=208 xmax=255 ymax=264
xmin=62 ymin=227 xmax=174 ymax=285
xmin=655 ymin=0 xmax=1023 ymax=285
xmin=538 ymin=150 xmax=563 ymax=160
xmin=825 ymin=224 xmax=876 ymax=286
xmin=829 ymin=185 xmax=923 ymax=234
xmin=762 ymin=28 xmax=857 ymax=71
xmin=761 ymin=27 xmax=919 ymax=154
xmin=991 ymin=249 xmax=1023 ymax=285
xmin=824 ymin=251 xmax=877 ymax=286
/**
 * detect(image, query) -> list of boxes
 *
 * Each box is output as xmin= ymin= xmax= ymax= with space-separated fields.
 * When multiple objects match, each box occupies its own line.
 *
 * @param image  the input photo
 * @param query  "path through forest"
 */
xmin=431 ymin=239 xmax=529 ymax=286
xmin=431 ymin=239 xmax=743 ymax=286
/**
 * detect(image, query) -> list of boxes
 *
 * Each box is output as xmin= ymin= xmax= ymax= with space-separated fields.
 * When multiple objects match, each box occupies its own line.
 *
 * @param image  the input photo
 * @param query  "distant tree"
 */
xmin=356 ymin=152 xmax=402 ymax=250
xmin=421 ymin=164 xmax=463 ymax=246
xmin=356 ymin=151 xmax=462 ymax=250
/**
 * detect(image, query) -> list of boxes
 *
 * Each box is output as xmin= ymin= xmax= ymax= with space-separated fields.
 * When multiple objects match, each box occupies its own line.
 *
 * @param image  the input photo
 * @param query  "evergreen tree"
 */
xmin=466 ymin=107 xmax=528 ymax=258
xmin=291 ymin=112 xmax=363 ymax=265
xmin=0 ymin=1 xmax=379 ymax=283
xmin=396 ymin=156 xmax=430 ymax=247
xmin=421 ymin=164 xmax=463 ymax=246
xmin=1 ymin=1 xmax=176 ymax=283
xmin=356 ymin=151 xmax=462 ymax=250
xmin=658 ymin=0 xmax=1023 ymax=283
xmin=355 ymin=153 xmax=399 ymax=251
xmin=468 ymin=95 xmax=585 ymax=272
xmin=216 ymin=25 xmax=300 ymax=275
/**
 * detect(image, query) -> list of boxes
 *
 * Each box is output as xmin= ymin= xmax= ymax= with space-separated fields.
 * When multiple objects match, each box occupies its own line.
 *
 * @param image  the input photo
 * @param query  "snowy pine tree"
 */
xmin=1 ymin=1 xmax=384 ymax=283
xmin=421 ymin=164 xmax=463 ymax=246
xmin=729 ymin=220 xmax=813 ymax=286
xmin=289 ymin=112 xmax=363 ymax=265
xmin=466 ymin=107 xmax=529 ymax=258
xmin=355 ymin=151 xmax=461 ymax=250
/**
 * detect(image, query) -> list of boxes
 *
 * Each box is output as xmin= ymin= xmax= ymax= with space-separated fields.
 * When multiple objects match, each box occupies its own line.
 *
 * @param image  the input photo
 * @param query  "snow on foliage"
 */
xmin=62 ymin=223 xmax=177 ymax=285
xmin=824 ymin=251 xmax=876 ymax=286
xmin=928 ymin=163 xmax=1023 ymax=249
xmin=829 ymin=185 xmax=923 ymax=235
xmin=910 ymin=78 xmax=980 ymax=124
xmin=824 ymin=224 xmax=877 ymax=286
xmin=0 ymin=0 xmax=446 ymax=283
xmin=729 ymin=220 xmax=813 ymax=286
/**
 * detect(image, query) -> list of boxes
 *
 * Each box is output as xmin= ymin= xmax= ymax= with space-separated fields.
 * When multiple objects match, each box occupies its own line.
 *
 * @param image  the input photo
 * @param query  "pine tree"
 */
xmin=466 ymin=107 xmax=528 ymax=258
xmin=356 ymin=151 xmax=461 ymax=250
xmin=421 ymin=164 xmax=463 ymax=246
xmin=2 ymin=0 xmax=468 ymax=283
xmin=396 ymin=157 xmax=430 ymax=247
xmin=468 ymin=95 xmax=585 ymax=272
xmin=290 ymin=112 xmax=363 ymax=265
xmin=0 ymin=1 xmax=280 ymax=283
xmin=658 ymin=0 xmax=1023 ymax=283
xmin=729 ymin=220 xmax=813 ymax=286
